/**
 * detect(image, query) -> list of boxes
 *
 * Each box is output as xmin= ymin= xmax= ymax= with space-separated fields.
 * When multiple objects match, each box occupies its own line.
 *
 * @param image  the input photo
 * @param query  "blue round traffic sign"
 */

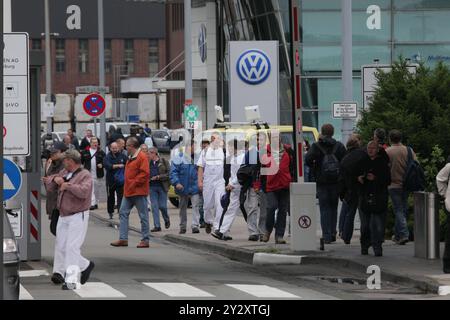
xmin=3 ymin=158 xmax=22 ymax=201
xmin=83 ymin=93 xmax=106 ymax=117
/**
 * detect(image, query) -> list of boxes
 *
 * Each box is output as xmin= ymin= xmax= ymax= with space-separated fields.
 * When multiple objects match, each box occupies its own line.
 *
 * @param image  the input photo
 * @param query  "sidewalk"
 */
xmin=90 ymin=202 xmax=450 ymax=296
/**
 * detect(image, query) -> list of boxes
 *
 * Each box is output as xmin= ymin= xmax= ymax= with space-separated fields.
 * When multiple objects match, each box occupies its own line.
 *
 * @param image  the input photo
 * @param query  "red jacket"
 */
xmin=124 ymin=149 xmax=150 ymax=197
xmin=262 ymin=144 xmax=293 ymax=192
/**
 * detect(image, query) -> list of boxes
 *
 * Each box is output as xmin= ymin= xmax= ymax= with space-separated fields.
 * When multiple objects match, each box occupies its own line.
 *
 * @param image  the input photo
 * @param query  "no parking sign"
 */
xmin=83 ymin=93 xmax=106 ymax=117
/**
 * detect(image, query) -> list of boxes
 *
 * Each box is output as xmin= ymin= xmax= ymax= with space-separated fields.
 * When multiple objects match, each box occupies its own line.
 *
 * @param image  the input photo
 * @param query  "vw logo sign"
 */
xmin=198 ymin=24 xmax=207 ymax=63
xmin=237 ymin=49 xmax=271 ymax=85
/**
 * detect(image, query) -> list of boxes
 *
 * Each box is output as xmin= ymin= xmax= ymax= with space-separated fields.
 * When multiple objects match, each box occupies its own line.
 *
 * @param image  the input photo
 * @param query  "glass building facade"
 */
xmin=217 ymin=0 xmax=450 ymax=140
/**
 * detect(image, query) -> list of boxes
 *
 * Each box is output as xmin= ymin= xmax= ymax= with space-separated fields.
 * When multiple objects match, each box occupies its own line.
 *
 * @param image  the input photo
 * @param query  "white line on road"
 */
xmin=19 ymin=270 xmax=50 ymax=278
xmin=19 ymin=285 xmax=34 ymax=300
xmin=74 ymin=282 xmax=126 ymax=298
xmin=143 ymin=282 xmax=215 ymax=297
xmin=226 ymin=284 xmax=301 ymax=299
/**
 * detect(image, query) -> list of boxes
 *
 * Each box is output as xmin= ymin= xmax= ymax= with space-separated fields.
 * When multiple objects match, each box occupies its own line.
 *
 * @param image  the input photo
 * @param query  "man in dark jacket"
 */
xmin=305 ymin=124 xmax=346 ymax=244
xmin=81 ymin=137 xmax=106 ymax=210
xmin=104 ymin=142 xmax=128 ymax=219
xmin=338 ymin=134 xmax=366 ymax=244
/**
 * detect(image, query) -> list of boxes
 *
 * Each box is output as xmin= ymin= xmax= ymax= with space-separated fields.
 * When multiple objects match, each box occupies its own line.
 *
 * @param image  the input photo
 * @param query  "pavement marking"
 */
xmin=74 ymin=282 xmax=126 ymax=298
xmin=253 ymin=253 xmax=304 ymax=265
xmin=438 ymin=286 xmax=450 ymax=296
xmin=226 ymin=284 xmax=301 ymax=299
xmin=143 ymin=282 xmax=215 ymax=297
xmin=19 ymin=270 xmax=50 ymax=278
xmin=19 ymin=285 xmax=34 ymax=300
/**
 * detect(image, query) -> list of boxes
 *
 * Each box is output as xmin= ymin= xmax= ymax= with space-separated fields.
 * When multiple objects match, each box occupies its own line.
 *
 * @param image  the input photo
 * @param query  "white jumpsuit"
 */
xmin=197 ymin=147 xmax=225 ymax=231
xmin=218 ymin=153 xmax=245 ymax=236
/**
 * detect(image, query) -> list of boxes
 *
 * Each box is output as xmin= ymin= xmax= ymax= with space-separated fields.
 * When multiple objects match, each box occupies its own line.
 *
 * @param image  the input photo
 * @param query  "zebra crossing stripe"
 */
xmin=143 ymin=282 xmax=215 ymax=297
xmin=74 ymin=282 xmax=126 ymax=298
xmin=226 ymin=284 xmax=301 ymax=298
xmin=19 ymin=285 xmax=34 ymax=300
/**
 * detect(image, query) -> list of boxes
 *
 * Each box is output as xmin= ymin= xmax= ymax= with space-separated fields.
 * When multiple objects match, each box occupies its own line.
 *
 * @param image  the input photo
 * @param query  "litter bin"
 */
xmin=413 ymin=192 xmax=440 ymax=259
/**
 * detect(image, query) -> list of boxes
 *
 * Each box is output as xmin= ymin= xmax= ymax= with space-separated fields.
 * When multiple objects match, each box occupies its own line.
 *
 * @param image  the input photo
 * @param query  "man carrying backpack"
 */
xmin=305 ymin=124 xmax=346 ymax=244
xmin=386 ymin=130 xmax=420 ymax=245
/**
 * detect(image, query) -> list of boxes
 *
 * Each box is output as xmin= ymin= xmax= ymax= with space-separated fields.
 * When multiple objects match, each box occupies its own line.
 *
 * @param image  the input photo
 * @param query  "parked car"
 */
xmin=3 ymin=209 xmax=20 ymax=300
xmin=86 ymin=122 xmax=144 ymax=139
xmin=151 ymin=129 xmax=171 ymax=153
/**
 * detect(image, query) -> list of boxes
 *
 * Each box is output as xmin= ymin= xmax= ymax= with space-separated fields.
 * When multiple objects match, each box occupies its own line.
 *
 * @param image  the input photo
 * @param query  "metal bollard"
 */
xmin=413 ymin=192 xmax=440 ymax=259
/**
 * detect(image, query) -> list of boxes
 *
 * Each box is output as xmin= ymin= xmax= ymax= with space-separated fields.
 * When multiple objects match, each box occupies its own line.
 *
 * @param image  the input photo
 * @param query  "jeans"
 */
xmin=266 ymin=189 xmax=289 ymax=238
xmin=339 ymin=197 xmax=359 ymax=243
xmin=317 ymin=184 xmax=339 ymax=242
xmin=150 ymin=184 xmax=170 ymax=229
xmin=359 ymin=208 xmax=386 ymax=251
xmin=245 ymin=188 xmax=260 ymax=236
xmin=106 ymin=184 xmax=123 ymax=215
xmin=389 ymin=188 xmax=410 ymax=240
xmin=119 ymin=196 xmax=149 ymax=242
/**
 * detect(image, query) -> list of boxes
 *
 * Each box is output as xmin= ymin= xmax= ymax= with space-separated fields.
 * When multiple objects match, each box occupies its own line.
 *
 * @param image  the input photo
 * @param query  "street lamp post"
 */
xmin=44 ymin=0 xmax=53 ymax=134
xmin=184 ymin=0 xmax=192 ymax=106
xmin=98 ymin=0 xmax=107 ymax=152
xmin=341 ymin=0 xmax=353 ymax=145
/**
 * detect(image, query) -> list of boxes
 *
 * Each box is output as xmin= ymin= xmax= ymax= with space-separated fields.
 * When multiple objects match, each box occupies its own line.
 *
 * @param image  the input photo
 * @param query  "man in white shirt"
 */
xmin=212 ymin=139 xmax=245 ymax=241
xmin=197 ymin=133 xmax=226 ymax=234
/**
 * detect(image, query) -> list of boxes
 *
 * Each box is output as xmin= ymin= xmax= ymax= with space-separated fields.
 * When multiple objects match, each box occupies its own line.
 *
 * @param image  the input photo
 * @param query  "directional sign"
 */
xmin=184 ymin=105 xmax=200 ymax=122
xmin=3 ymin=33 xmax=30 ymax=156
xmin=3 ymin=158 xmax=23 ymax=201
xmin=83 ymin=93 xmax=106 ymax=117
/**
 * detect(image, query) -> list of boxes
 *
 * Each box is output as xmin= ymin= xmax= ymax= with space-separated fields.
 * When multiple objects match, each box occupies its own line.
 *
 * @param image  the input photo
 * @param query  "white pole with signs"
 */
xmin=3 ymin=33 xmax=30 ymax=156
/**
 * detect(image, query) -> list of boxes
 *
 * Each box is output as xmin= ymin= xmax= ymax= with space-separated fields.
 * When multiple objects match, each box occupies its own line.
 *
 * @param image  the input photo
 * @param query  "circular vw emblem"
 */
xmin=198 ymin=24 xmax=207 ymax=63
xmin=237 ymin=49 xmax=271 ymax=85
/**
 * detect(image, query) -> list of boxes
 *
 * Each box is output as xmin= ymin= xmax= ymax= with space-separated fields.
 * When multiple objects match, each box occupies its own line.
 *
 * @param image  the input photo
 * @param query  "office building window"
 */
xmin=104 ymin=39 xmax=112 ymax=73
xmin=55 ymin=39 xmax=65 ymax=73
xmin=78 ymin=39 xmax=89 ymax=73
xmin=172 ymin=3 xmax=184 ymax=31
xmin=149 ymin=39 xmax=159 ymax=77
xmin=32 ymin=39 xmax=42 ymax=50
xmin=124 ymin=39 xmax=134 ymax=74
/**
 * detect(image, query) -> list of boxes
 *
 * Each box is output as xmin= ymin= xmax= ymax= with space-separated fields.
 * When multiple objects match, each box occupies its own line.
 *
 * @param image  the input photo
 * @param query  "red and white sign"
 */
xmin=83 ymin=93 xmax=106 ymax=117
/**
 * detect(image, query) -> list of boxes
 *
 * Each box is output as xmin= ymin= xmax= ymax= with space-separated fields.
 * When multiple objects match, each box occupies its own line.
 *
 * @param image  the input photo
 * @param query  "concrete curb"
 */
xmin=91 ymin=211 xmax=444 ymax=295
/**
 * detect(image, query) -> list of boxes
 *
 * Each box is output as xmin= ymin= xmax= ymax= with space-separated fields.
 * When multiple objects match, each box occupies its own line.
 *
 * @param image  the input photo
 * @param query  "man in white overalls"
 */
xmin=197 ymin=133 xmax=225 ymax=234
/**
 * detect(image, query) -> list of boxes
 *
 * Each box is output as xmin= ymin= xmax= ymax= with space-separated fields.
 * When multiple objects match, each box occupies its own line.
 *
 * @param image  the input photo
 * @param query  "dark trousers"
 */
xmin=338 ymin=196 xmax=359 ymax=243
xmin=444 ymin=210 xmax=450 ymax=271
xmin=107 ymin=183 xmax=123 ymax=215
xmin=359 ymin=208 xmax=386 ymax=251
xmin=317 ymin=184 xmax=339 ymax=242
xmin=265 ymin=189 xmax=289 ymax=238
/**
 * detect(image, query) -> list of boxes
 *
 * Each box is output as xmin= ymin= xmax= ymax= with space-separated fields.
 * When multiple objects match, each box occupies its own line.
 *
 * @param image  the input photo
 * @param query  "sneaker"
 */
xmin=223 ymin=235 xmax=233 ymax=241
xmin=261 ymin=233 xmax=271 ymax=243
xmin=151 ymin=227 xmax=162 ymax=232
xmin=205 ymin=223 xmax=212 ymax=234
xmin=51 ymin=273 xmax=65 ymax=285
xmin=165 ymin=220 xmax=171 ymax=229
xmin=108 ymin=214 xmax=113 ymax=220
xmin=211 ymin=230 xmax=224 ymax=240
xmin=200 ymin=222 xmax=206 ymax=229
xmin=192 ymin=228 xmax=200 ymax=234
xmin=275 ymin=237 xmax=287 ymax=244
xmin=62 ymin=283 xmax=77 ymax=290
xmin=137 ymin=241 xmax=150 ymax=248
xmin=80 ymin=261 xmax=95 ymax=285
xmin=331 ymin=235 xmax=337 ymax=243
xmin=397 ymin=237 xmax=408 ymax=245
xmin=179 ymin=229 xmax=187 ymax=234
xmin=110 ymin=240 xmax=128 ymax=247
xmin=361 ymin=247 xmax=369 ymax=255
xmin=89 ymin=205 xmax=98 ymax=211
xmin=248 ymin=235 xmax=259 ymax=241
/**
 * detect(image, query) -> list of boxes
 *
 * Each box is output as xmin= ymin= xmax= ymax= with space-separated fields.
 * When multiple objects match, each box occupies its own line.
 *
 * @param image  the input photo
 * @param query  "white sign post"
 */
xmin=332 ymin=102 xmax=358 ymax=119
xmin=3 ymin=33 xmax=30 ymax=156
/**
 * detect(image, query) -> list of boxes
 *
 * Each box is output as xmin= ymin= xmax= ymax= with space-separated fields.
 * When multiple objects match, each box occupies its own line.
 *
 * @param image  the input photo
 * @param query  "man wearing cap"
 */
xmin=44 ymin=150 xmax=94 ymax=290
xmin=42 ymin=142 xmax=68 ymax=219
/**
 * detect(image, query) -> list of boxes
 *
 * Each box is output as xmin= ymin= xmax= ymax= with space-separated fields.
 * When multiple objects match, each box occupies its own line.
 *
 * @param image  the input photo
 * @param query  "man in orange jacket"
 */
xmin=111 ymin=137 xmax=151 ymax=248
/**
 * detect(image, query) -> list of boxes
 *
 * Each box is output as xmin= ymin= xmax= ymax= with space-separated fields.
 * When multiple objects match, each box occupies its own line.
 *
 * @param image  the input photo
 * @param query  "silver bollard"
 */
xmin=413 ymin=192 xmax=440 ymax=259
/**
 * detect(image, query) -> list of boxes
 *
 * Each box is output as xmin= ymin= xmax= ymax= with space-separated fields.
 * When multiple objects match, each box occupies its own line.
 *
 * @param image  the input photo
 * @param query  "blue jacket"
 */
xmin=103 ymin=151 xmax=128 ymax=186
xmin=170 ymin=151 xmax=199 ymax=196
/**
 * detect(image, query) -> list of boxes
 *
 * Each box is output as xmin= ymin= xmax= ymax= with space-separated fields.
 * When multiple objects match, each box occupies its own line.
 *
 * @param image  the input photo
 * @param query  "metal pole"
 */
xmin=184 ymin=0 xmax=192 ymax=103
xmin=1 ymin=0 xmax=7 ymax=301
xmin=44 ymin=0 xmax=52 ymax=134
xmin=341 ymin=0 xmax=353 ymax=145
xmin=98 ymin=0 xmax=107 ymax=152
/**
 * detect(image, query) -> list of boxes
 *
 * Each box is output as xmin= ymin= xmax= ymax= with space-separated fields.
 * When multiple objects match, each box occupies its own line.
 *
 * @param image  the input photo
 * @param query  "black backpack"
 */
xmin=316 ymin=143 xmax=340 ymax=183
xmin=403 ymin=147 xmax=425 ymax=192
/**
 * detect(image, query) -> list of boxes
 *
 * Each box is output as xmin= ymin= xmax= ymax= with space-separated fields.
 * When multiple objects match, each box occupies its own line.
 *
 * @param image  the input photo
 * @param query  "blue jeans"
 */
xmin=317 ymin=184 xmax=339 ymax=242
xmin=339 ymin=198 xmax=359 ymax=243
xmin=119 ymin=195 xmax=149 ymax=242
xmin=389 ymin=188 xmax=409 ymax=240
xmin=359 ymin=208 xmax=386 ymax=251
xmin=150 ymin=184 xmax=169 ymax=228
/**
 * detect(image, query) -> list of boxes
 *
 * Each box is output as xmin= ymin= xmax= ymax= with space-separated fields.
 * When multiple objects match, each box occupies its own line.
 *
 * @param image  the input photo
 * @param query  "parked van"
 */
xmin=86 ymin=122 xmax=144 ymax=139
